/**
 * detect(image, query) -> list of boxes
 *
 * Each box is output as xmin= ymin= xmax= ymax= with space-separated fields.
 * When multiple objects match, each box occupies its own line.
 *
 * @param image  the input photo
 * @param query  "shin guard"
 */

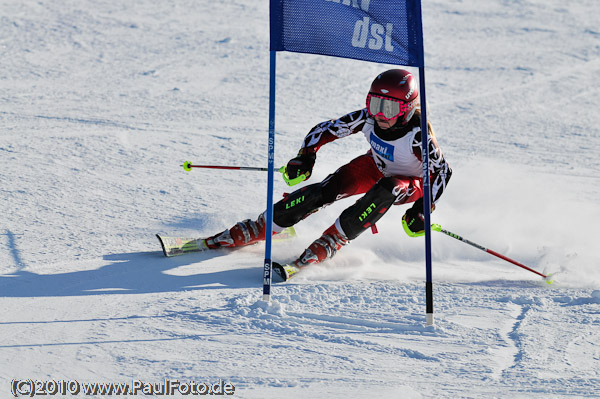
xmin=273 ymin=183 xmax=327 ymax=228
xmin=338 ymin=177 xmax=398 ymax=240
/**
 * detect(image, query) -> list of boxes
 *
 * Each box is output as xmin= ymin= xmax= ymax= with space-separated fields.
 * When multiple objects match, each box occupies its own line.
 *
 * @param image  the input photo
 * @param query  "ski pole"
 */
xmin=181 ymin=161 xmax=307 ymax=186
xmin=183 ymin=161 xmax=272 ymax=172
xmin=431 ymin=224 xmax=553 ymax=283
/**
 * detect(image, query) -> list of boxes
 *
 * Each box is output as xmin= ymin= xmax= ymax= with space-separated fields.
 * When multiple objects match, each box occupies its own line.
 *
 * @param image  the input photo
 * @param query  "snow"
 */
xmin=1 ymin=0 xmax=599 ymax=397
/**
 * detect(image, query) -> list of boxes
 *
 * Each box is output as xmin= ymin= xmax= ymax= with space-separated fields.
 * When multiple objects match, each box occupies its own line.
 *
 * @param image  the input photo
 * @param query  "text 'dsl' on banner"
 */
xmin=270 ymin=0 xmax=423 ymax=66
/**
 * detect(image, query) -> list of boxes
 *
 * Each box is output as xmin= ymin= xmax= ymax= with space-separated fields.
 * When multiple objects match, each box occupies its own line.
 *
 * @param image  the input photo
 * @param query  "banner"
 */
xmin=270 ymin=0 xmax=423 ymax=66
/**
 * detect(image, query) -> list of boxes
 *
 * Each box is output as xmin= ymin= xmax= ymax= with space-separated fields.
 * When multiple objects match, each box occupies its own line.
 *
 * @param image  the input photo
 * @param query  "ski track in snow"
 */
xmin=1 ymin=0 xmax=599 ymax=397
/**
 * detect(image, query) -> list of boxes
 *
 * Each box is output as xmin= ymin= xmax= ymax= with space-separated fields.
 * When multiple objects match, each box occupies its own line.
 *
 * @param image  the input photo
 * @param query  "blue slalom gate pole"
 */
xmin=263 ymin=50 xmax=277 ymax=301
xmin=415 ymin=0 xmax=433 ymax=326
xmin=419 ymin=66 xmax=434 ymax=326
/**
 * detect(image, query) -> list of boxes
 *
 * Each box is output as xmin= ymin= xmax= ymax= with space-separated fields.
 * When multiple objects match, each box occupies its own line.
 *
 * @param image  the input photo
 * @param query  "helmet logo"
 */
xmin=405 ymin=84 xmax=415 ymax=100
xmin=380 ymin=89 xmax=389 ymax=93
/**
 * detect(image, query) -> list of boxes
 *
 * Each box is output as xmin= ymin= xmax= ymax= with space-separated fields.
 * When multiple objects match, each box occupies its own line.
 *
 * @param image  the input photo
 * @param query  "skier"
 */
xmin=198 ymin=69 xmax=451 ymax=280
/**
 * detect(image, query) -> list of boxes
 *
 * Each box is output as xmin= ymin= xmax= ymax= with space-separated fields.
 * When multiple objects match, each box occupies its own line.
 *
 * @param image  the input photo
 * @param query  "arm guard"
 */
xmin=299 ymin=109 xmax=369 ymax=153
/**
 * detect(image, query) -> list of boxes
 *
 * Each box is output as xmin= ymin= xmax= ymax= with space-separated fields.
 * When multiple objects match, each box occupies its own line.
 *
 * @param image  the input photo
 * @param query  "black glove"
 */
xmin=286 ymin=150 xmax=316 ymax=180
xmin=402 ymin=198 xmax=429 ymax=237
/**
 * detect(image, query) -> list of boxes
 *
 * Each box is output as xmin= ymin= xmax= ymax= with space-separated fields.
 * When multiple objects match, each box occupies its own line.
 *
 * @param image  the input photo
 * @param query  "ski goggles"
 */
xmin=366 ymin=94 xmax=410 ymax=120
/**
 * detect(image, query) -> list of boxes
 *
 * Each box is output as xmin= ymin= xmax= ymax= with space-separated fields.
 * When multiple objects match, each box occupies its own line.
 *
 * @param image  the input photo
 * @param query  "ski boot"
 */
xmin=273 ymin=222 xmax=348 ymax=281
xmin=203 ymin=213 xmax=268 ymax=249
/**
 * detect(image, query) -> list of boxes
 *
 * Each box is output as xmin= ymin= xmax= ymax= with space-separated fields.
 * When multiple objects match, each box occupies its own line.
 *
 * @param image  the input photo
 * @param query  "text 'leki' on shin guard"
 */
xmin=273 ymin=183 xmax=327 ymax=228
xmin=339 ymin=177 xmax=398 ymax=240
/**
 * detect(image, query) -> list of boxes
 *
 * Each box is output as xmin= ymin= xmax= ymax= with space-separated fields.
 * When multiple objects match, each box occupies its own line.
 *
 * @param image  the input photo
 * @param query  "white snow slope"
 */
xmin=1 ymin=0 xmax=599 ymax=398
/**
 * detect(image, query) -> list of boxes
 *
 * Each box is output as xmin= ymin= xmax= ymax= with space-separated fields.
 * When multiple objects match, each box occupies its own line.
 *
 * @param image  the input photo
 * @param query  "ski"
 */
xmin=157 ymin=226 xmax=297 ymax=258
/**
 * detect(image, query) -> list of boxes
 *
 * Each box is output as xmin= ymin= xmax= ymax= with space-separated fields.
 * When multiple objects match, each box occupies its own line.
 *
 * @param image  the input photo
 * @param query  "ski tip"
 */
xmin=156 ymin=234 xmax=169 ymax=257
xmin=272 ymin=262 xmax=288 ymax=282
xmin=272 ymin=262 xmax=301 ymax=282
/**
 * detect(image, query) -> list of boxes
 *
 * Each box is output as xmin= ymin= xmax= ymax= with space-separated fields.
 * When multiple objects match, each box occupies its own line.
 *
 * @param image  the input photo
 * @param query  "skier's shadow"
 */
xmin=0 ymin=249 xmax=262 ymax=298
